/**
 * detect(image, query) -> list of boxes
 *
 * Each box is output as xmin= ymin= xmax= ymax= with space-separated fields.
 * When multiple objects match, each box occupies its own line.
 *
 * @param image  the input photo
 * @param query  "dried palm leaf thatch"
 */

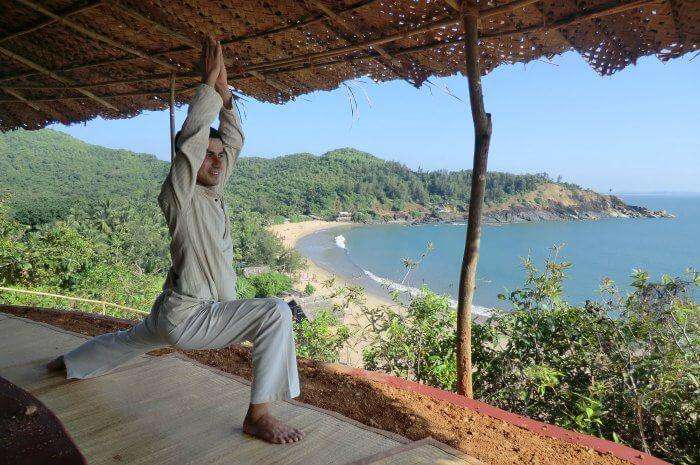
xmin=0 ymin=0 xmax=697 ymax=131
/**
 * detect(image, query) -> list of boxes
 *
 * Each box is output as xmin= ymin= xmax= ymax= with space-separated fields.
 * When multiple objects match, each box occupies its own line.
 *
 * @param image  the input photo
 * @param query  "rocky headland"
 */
xmin=379 ymin=183 xmax=673 ymax=225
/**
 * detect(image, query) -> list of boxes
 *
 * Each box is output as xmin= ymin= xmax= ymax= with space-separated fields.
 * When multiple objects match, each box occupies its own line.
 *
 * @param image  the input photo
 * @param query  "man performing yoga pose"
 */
xmin=47 ymin=37 xmax=305 ymax=444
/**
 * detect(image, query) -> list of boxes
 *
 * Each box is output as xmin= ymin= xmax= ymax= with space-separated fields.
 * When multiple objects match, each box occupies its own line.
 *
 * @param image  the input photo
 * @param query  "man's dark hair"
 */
xmin=174 ymin=127 xmax=222 ymax=150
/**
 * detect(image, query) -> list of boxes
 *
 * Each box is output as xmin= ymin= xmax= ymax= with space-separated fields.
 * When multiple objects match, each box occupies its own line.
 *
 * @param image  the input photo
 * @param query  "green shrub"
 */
xmin=294 ymin=309 xmax=350 ymax=362
xmin=352 ymin=211 xmax=370 ymax=223
xmin=228 ymin=210 xmax=305 ymax=273
xmin=358 ymin=250 xmax=698 ymax=465
xmin=249 ymin=271 xmax=292 ymax=297
xmin=362 ymin=286 xmax=457 ymax=390
xmin=472 ymin=259 xmax=699 ymax=464
xmin=235 ymin=275 xmax=256 ymax=299
xmin=304 ymin=282 xmax=315 ymax=295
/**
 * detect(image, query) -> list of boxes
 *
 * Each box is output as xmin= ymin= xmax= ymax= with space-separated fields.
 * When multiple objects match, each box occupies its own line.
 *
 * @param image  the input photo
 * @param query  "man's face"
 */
xmin=197 ymin=138 xmax=225 ymax=186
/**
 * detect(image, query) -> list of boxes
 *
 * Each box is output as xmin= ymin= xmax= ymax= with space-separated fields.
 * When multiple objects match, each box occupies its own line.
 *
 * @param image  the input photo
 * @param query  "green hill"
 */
xmin=0 ymin=129 xmax=166 ymax=225
xmin=1 ymin=128 xmax=663 ymax=225
xmin=0 ymin=129 xmax=557 ymax=224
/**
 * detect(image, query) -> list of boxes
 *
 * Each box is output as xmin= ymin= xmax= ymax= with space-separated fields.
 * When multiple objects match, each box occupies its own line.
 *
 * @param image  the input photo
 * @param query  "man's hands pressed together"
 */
xmin=201 ymin=36 xmax=232 ymax=109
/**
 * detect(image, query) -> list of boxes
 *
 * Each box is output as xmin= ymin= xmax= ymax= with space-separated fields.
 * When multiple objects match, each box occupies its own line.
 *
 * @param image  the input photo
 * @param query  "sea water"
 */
xmin=296 ymin=195 xmax=699 ymax=311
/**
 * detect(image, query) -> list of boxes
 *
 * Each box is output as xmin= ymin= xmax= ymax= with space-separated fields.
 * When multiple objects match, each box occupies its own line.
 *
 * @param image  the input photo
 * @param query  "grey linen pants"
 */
xmin=63 ymin=297 xmax=301 ymax=404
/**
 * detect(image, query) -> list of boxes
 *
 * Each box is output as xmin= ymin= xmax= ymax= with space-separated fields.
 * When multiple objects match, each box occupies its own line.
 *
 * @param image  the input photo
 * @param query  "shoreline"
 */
xmin=269 ymin=220 xmax=398 ymax=308
xmin=269 ymin=220 xmax=403 ymax=366
xmin=268 ymin=220 xmax=493 ymax=322
xmin=268 ymin=220 xmax=497 ymax=365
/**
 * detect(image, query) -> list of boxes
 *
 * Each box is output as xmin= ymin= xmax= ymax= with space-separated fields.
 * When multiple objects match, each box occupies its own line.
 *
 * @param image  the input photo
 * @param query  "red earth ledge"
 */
xmin=323 ymin=363 xmax=670 ymax=465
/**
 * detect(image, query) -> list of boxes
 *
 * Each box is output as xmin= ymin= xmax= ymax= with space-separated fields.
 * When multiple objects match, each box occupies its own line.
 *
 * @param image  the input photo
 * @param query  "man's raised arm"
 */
xmin=159 ymin=37 xmax=223 ymax=213
xmin=210 ymin=45 xmax=244 ymax=190
xmin=217 ymin=98 xmax=244 ymax=189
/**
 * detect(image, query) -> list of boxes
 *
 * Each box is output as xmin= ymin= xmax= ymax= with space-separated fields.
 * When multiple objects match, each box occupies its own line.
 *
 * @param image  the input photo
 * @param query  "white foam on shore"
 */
xmin=361 ymin=269 xmax=492 ymax=317
xmin=334 ymin=234 xmax=347 ymax=249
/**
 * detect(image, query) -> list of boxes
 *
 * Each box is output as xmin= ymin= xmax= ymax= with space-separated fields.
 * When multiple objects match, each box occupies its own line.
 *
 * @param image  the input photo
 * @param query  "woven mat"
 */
xmin=0 ymin=313 xmax=483 ymax=465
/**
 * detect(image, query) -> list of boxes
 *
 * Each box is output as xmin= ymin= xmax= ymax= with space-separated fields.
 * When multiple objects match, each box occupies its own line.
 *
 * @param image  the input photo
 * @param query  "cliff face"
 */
xmin=482 ymin=184 xmax=673 ymax=224
xmin=411 ymin=183 xmax=673 ymax=224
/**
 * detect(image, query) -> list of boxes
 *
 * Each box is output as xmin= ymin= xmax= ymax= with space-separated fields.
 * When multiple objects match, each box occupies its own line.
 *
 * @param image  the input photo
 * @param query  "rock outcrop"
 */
xmin=406 ymin=183 xmax=673 ymax=225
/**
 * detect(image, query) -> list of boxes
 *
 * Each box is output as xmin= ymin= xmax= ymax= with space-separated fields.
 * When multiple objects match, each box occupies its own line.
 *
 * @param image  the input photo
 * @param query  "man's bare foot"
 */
xmin=46 ymin=355 xmax=65 ymax=372
xmin=243 ymin=411 xmax=305 ymax=444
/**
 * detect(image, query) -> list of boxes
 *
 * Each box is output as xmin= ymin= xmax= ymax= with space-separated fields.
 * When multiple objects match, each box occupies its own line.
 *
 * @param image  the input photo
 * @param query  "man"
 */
xmin=47 ymin=37 xmax=305 ymax=444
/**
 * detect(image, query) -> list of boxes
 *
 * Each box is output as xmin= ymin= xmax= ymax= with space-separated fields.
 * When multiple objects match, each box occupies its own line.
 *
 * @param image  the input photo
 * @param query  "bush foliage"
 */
xmin=358 ymin=253 xmax=699 ymax=464
xmin=294 ymin=309 xmax=350 ymax=363
xmin=248 ymin=271 xmax=293 ymax=298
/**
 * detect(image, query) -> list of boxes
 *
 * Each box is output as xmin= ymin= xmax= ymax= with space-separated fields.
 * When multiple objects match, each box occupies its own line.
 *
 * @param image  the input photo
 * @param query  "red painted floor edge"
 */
xmin=329 ymin=364 xmax=670 ymax=465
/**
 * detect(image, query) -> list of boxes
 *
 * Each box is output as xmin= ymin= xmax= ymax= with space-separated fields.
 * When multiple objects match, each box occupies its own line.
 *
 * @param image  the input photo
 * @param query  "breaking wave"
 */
xmin=361 ymin=269 xmax=492 ymax=317
xmin=334 ymin=234 xmax=347 ymax=249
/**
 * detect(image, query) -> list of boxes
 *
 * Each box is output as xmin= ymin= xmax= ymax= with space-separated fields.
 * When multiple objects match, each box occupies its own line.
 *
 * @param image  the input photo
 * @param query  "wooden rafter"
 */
xmin=0 ymin=45 xmax=118 ymax=110
xmin=480 ymin=0 xmax=658 ymax=39
xmin=2 ymin=87 xmax=66 ymax=122
xmin=0 ymin=0 xmax=103 ymax=44
xmin=443 ymin=0 xmax=461 ymax=12
xmin=109 ymin=2 xmax=292 ymax=96
xmin=2 ymin=73 xmax=196 ymax=90
xmin=0 ymin=85 xmax=200 ymax=104
xmin=14 ymin=0 xmax=181 ymax=71
xmin=306 ymin=0 xmax=397 ymax=65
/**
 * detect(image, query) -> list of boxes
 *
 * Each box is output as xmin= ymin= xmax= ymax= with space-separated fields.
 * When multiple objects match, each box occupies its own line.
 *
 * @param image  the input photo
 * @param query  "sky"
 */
xmin=51 ymin=51 xmax=699 ymax=194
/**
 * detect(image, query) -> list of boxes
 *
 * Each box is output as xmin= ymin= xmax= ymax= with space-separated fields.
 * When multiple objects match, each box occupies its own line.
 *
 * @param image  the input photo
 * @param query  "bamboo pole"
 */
xmin=306 ymin=0 xmax=407 ymax=80
xmin=2 ymin=73 xmax=194 ymax=90
xmin=2 ymin=87 xmax=66 ymax=122
xmin=0 ymin=84 xmax=199 ymax=103
xmin=169 ymin=72 xmax=176 ymax=162
xmin=457 ymin=4 xmax=493 ymax=398
xmin=0 ymin=286 xmax=148 ymax=316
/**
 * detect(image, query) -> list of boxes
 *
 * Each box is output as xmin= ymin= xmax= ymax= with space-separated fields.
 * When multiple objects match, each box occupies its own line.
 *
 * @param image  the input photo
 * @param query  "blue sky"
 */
xmin=51 ymin=51 xmax=699 ymax=193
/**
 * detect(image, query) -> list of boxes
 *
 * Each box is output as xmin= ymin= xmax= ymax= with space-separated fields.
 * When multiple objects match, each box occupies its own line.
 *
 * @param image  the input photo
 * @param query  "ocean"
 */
xmin=295 ymin=195 xmax=699 ymax=313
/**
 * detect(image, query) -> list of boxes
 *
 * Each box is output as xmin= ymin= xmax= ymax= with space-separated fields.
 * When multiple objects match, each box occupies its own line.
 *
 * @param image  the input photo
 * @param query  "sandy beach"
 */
xmin=269 ymin=220 xmax=403 ymax=366
xmin=268 ymin=220 xmax=398 ymax=307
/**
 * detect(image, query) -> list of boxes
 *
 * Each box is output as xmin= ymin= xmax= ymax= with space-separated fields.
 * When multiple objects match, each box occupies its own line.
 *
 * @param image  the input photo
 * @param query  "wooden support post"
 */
xmin=169 ymin=72 xmax=176 ymax=162
xmin=456 ymin=4 xmax=492 ymax=398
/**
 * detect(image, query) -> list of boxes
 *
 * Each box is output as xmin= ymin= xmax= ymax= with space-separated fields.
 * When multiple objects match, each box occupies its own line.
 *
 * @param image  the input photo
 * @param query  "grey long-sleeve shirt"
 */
xmin=155 ymin=84 xmax=244 ymax=326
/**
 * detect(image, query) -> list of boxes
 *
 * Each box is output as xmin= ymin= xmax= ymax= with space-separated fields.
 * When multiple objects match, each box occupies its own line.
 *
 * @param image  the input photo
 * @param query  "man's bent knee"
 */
xmin=268 ymin=298 xmax=292 ymax=326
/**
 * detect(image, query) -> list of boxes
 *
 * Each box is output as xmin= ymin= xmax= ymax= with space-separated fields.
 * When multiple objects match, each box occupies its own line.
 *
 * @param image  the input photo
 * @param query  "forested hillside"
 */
xmin=0 ymin=129 xmax=166 ymax=225
xmin=1 ymin=128 xmax=575 ymax=225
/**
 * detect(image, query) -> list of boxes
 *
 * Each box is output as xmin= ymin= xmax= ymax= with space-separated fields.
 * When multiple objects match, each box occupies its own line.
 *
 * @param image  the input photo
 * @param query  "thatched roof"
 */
xmin=0 ymin=0 xmax=697 ymax=131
